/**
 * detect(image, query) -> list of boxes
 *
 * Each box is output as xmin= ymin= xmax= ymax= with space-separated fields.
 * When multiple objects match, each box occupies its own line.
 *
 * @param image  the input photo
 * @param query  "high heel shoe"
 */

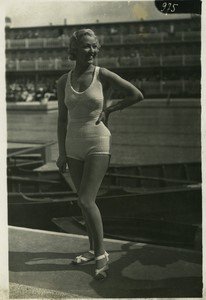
xmin=72 ymin=250 xmax=94 ymax=264
xmin=95 ymin=251 xmax=109 ymax=281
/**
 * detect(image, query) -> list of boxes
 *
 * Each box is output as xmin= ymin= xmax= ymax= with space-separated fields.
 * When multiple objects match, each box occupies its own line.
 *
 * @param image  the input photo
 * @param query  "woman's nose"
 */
xmin=89 ymin=46 xmax=95 ymax=53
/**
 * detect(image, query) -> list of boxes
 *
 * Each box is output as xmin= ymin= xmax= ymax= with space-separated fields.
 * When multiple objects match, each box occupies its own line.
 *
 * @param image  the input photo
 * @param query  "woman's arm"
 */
xmin=56 ymin=74 xmax=68 ymax=171
xmin=100 ymin=67 xmax=144 ymax=114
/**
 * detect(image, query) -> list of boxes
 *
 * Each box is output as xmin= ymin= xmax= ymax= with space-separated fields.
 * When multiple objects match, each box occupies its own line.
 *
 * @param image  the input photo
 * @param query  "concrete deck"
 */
xmin=9 ymin=226 xmax=202 ymax=298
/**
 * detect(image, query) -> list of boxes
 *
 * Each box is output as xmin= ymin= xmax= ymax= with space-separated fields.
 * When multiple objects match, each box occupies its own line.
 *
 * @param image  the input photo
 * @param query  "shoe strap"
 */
xmin=76 ymin=255 xmax=88 ymax=262
xmin=95 ymin=251 xmax=109 ymax=261
xmin=75 ymin=250 xmax=94 ymax=263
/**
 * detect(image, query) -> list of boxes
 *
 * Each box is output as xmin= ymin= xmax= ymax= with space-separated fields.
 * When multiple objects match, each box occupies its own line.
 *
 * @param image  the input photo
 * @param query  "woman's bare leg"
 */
xmin=78 ymin=154 xmax=110 ymax=269
xmin=67 ymin=157 xmax=94 ymax=251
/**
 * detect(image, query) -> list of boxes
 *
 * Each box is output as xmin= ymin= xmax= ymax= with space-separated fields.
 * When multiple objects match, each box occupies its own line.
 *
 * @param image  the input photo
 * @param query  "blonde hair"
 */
xmin=68 ymin=29 xmax=101 ymax=61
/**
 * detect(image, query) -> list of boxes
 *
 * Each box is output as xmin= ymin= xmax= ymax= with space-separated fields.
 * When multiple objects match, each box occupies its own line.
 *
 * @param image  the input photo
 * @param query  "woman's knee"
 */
xmin=78 ymin=195 xmax=94 ymax=210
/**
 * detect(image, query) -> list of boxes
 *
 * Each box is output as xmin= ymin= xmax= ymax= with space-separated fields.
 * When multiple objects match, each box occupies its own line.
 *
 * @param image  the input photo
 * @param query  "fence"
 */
xmin=6 ymin=54 xmax=200 ymax=71
xmin=6 ymin=31 xmax=200 ymax=49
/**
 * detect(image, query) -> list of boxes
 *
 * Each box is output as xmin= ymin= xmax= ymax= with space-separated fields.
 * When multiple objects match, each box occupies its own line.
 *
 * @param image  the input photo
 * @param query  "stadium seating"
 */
xmin=5 ymin=16 xmax=201 ymax=100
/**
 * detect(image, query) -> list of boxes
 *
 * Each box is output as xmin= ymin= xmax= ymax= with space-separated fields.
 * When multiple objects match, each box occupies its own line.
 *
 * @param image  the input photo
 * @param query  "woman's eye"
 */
xmin=82 ymin=44 xmax=98 ymax=51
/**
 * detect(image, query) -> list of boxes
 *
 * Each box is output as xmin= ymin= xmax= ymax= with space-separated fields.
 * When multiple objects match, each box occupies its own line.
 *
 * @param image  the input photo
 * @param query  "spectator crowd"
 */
xmin=5 ymin=16 xmax=200 ymax=101
xmin=6 ymin=78 xmax=57 ymax=102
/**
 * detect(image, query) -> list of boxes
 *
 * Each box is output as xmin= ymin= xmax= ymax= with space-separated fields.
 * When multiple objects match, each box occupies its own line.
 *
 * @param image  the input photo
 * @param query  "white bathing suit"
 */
xmin=64 ymin=66 xmax=111 ymax=161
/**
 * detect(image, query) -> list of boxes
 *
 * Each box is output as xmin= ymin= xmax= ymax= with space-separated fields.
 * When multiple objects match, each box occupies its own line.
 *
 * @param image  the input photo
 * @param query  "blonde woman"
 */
xmin=56 ymin=29 xmax=144 ymax=280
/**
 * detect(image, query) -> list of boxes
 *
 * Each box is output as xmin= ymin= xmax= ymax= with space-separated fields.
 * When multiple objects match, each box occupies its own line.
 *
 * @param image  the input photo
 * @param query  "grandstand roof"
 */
xmin=6 ymin=17 xmax=195 ymax=31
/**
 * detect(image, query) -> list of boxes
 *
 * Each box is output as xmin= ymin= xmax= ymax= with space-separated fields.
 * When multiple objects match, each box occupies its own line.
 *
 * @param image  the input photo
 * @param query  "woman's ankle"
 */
xmin=95 ymin=249 xmax=106 ymax=257
xmin=95 ymin=253 xmax=108 ymax=269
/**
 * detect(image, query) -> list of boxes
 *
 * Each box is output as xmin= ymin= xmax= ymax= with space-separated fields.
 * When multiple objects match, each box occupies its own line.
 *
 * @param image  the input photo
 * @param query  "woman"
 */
xmin=56 ymin=29 xmax=144 ymax=280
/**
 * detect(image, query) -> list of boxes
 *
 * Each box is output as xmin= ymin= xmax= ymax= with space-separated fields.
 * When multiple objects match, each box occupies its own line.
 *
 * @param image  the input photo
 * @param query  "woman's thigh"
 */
xmin=67 ymin=157 xmax=84 ymax=194
xmin=79 ymin=154 xmax=110 ymax=201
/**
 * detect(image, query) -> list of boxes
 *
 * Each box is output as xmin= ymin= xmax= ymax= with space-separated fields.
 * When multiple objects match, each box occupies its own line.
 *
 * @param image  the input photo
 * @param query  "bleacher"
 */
xmin=5 ymin=16 xmax=201 ymax=101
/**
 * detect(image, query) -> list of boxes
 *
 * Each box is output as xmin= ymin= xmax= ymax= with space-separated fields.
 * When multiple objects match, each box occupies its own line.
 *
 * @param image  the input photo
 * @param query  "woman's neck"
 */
xmin=74 ymin=63 xmax=94 ymax=76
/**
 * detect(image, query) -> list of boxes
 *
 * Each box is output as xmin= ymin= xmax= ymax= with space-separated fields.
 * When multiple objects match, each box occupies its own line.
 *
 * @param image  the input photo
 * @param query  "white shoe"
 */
xmin=72 ymin=250 xmax=94 ymax=264
xmin=95 ymin=251 xmax=109 ymax=280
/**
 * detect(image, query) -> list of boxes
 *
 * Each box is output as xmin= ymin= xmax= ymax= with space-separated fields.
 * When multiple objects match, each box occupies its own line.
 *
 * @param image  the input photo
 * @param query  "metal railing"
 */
xmin=6 ymin=59 xmax=74 ymax=71
xmin=6 ymin=31 xmax=200 ymax=49
xmin=6 ymin=80 xmax=200 ymax=100
xmin=6 ymin=55 xmax=200 ymax=71
xmin=128 ymin=80 xmax=200 ymax=96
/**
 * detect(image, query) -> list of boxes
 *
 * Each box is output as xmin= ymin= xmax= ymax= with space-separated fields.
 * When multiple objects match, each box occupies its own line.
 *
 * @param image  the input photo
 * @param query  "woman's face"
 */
xmin=76 ymin=34 xmax=99 ymax=65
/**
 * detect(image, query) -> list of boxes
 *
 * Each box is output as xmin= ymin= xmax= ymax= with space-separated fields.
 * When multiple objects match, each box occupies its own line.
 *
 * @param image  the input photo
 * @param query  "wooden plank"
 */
xmin=7 ymin=175 xmax=60 ymax=184
xmin=110 ymin=145 xmax=201 ymax=165
xmin=34 ymin=161 xmax=57 ymax=172
xmin=112 ymin=134 xmax=201 ymax=147
xmin=61 ymin=171 xmax=77 ymax=193
xmin=10 ymin=154 xmax=42 ymax=160
xmin=106 ymin=172 xmax=199 ymax=185
xmin=8 ymin=142 xmax=38 ymax=149
xmin=7 ymin=141 xmax=56 ymax=158
xmin=8 ymin=160 xmax=44 ymax=168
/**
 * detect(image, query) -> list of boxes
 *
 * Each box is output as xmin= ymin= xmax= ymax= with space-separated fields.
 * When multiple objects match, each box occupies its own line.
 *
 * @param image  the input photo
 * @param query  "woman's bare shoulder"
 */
xmin=99 ymin=67 xmax=116 ymax=85
xmin=99 ymin=67 xmax=122 ymax=80
xmin=57 ymin=73 xmax=68 ymax=102
xmin=57 ymin=73 xmax=68 ymax=87
xmin=99 ymin=67 xmax=112 ymax=77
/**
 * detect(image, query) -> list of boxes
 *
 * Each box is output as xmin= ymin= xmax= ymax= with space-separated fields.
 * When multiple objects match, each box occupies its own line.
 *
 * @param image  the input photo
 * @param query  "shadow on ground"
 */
xmin=9 ymin=241 xmax=202 ymax=298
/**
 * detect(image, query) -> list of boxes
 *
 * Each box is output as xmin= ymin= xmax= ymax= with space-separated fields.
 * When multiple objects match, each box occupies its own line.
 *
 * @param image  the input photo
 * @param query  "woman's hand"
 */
xmin=56 ymin=155 xmax=67 ymax=173
xmin=96 ymin=109 xmax=110 ymax=126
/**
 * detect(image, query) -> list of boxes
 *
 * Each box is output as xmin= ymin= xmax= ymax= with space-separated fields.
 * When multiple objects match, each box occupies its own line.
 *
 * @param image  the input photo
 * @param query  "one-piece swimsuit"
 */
xmin=64 ymin=66 xmax=111 ymax=161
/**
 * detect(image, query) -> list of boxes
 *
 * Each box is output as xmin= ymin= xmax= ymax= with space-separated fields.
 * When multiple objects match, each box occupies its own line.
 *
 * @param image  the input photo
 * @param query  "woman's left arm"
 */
xmin=100 ymin=67 xmax=144 ymax=114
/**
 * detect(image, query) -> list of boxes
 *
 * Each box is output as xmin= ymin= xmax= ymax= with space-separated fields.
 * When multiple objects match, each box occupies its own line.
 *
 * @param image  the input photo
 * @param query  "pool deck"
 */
xmin=9 ymin=226 xmax=203 ymax=299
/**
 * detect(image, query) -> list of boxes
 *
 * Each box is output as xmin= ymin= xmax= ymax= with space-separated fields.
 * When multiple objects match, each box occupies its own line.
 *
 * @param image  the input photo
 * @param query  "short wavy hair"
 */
xmin=68 ymin=29 xmax=101 ymax=61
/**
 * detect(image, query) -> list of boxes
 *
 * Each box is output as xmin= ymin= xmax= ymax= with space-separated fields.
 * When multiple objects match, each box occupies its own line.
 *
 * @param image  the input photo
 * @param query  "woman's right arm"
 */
xmin=56 ymin=74 xmax=68 ymax=172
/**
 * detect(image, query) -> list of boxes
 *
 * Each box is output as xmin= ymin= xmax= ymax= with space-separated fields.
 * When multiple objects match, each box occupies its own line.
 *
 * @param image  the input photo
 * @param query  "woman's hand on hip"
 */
xmin=56 ymin=155 xmax=67 ymax=173
xmin=96 ymin=109 xmax=110 ymax=126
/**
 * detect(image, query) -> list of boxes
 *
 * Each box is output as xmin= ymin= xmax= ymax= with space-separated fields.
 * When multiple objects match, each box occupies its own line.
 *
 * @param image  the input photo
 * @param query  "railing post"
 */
xmin=54 ymin=59 xmax=58 ymax=70
xmin=182 ymin=79 xmax=185 ymax=93
xmin=182 ymin=55 xmax=185 ymax=66
xmin=25 ymin=39 xmax=29 ymax=48
xmin=98 ymin=35 xmax=102 ymax=45
xmin=43 ymin=38 xmax=47 ymax=48
xmin=16 ymin=59 xmax=19 ymax=71
xmin=139 ymin=57 xmax=141 ymax=67
xmin=160 ymin=80 xmax=163 ymax=94
xmin=35 ymin=59 xmax=38 ymax=70
xmin=138 ymin=57 xmax=141 ymax=67
xmin=160 ymin=55 xmax=163 ymax=66
xmin=7 ymin=39 xmax=11 ymax=49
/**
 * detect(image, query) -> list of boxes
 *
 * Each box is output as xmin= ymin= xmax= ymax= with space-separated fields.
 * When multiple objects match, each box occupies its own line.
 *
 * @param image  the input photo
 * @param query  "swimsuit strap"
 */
xmin=95 ymin=66 xmax=100 ymax=77
xmin=68 ymin=66 xmax=98 ymax=94
xmin=95 ymin=66 xmax=106 ymax=111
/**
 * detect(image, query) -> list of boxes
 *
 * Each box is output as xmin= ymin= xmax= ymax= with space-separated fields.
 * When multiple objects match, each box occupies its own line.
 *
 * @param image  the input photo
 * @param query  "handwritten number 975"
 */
xmin=161 ymin=2 xmax=179 ymax=13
